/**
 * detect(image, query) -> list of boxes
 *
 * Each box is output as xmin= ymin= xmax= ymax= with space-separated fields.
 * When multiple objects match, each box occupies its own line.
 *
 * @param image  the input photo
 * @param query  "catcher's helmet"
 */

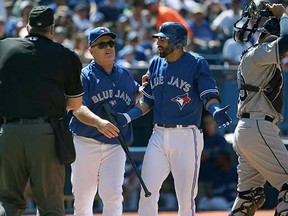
xmin=257 ymin=17 xmax=280 ymax=36
xmin=152 ymin=22 xmax=187 ymax=49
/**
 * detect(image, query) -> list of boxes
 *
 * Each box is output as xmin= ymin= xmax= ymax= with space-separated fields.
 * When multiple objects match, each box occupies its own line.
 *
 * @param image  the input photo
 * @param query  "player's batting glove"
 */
xmin=208 ymin=104 xmax=232 ymax=128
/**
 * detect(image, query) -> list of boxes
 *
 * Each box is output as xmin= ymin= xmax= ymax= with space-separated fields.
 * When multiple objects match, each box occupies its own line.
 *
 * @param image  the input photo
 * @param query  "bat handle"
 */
xmin=145 ymin=191 xmax=152 ymax=197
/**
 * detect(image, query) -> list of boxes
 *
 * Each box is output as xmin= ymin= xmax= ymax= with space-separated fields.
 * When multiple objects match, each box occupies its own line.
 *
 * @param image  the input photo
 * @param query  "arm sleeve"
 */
xmin=196 ymin=58 xmax=220 ymax=105
xmin=64 ymin=51 xmax=84 ymax=98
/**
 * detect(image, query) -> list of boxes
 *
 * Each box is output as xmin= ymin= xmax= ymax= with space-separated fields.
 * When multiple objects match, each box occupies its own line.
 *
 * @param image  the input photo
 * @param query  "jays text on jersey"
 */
xmin=142 ymin=52 xmax=219 ymax=127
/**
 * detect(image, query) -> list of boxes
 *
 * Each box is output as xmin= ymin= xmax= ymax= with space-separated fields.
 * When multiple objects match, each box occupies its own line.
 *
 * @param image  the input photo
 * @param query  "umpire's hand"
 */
xmin=213 ymin=105 xmax=232 ymax=128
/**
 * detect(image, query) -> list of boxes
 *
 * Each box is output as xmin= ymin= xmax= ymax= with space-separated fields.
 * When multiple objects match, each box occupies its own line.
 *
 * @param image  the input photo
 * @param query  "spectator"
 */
xmin=122 ymin=162 xmax=141 ymax=211
xmin=198 ymin=150 xmax=237 ymax=210
xmin=13 ymin=0 xmax=34 ymax=38
xmin=53 ymin=26 xmax=73 ymax=49
xmin=116 ymin=45 xmax=149 ymax=68
xmin=187 ymin=3 xmax=222 ymax=54
xmin=88 ymin=11 xmax=106 ymax=30
xmin=98 ymin=0 xmax=124 ymax=22
xmin=144 ymin=0 xmax=194 ymax=41
xmin=165 ymin=0 xmax=197 ymax=14
xmin=72 ymin=2 xmax=90 ymax=31
xmin=47 ymin=0 xmax=69 ymax=12
xmin=73 ymin=32 xmax=93 ymax=65
xmin=222 ymin=34 xmax=252 ymax=65
xmin=0 ymin=16 xmax=6 ymax=40
xmin=197 ymin=111 xmax=233 ymax=203
xmin=54 ymin=5 xmax=77 ymax=39
xmin=4 ymin=0 xmax=19 ymax=37
xmin=117 ymin=31 xmax=149 ymax=63
xmin=120 ymin=0 xmax=151 ymax=41
xmin=204 ymin=0 xmax=226 ymax=24
xmin=12 ymin=0 xmax=34 ymax=18
xmin=0 ymin=0 xmax=7 ymax=23
xmin=211 ymin=0 xmax=243 ymax=43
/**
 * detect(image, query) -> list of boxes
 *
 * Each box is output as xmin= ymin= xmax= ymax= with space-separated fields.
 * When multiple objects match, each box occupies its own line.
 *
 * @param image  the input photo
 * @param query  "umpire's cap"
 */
xmin=28 ymin=6 xmax=54 ymax=27
xmin=88 ymin=27 xmax=116 ymax=46
xmin=257 ymin=17 xmax=280 ymax=36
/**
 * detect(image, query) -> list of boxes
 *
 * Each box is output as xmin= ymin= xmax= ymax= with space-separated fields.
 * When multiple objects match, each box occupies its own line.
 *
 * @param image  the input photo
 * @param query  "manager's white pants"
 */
xmin=71 ymin=136 xmax=126 ymax=216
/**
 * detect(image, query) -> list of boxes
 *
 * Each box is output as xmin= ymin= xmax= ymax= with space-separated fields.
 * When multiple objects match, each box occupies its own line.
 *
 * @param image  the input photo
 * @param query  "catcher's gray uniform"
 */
xmin=230 ymin=7 xmax=288 ymax=216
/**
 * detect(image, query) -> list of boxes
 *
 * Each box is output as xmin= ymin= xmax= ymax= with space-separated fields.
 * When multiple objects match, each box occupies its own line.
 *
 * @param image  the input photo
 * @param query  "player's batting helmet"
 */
xmin=152 ymin=22 xmax=187 ymax=49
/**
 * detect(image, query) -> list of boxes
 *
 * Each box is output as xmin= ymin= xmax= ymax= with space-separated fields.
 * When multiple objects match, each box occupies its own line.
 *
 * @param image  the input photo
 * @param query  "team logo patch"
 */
xmin=171 ymin=93 xmax=191 ymax=110
xmin=100 ymin=28 xmax=108 ymax=33
xmin=109 ymin=100 xmax=117 ymax=106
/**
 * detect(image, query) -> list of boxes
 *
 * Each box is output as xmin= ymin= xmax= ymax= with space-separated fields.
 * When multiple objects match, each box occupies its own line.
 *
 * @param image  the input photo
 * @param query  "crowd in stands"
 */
xmin=1 ymin=0 xmax=285 ymax=213
xmin=3 ymin=0 xmax=286 ymax=68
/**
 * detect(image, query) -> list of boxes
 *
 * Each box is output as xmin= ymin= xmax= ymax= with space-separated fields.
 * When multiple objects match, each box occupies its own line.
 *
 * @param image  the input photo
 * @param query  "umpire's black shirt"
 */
xmin=0 ymin=34 xmax=84 ymax=118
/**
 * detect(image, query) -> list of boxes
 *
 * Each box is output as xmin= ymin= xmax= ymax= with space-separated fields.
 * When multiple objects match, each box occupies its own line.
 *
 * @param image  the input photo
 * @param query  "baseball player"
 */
xmin=69 ymin=27 xmax=142 ymax=216
xmin=114 ymin=21 xmax=232 ymax=216
xmin=230 ymin=3 xmax=288 ymax=216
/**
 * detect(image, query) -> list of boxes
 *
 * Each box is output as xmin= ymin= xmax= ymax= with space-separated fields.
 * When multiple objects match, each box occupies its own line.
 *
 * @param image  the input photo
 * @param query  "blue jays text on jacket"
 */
xmin=70 ymin=61 xmax=140 ymax=145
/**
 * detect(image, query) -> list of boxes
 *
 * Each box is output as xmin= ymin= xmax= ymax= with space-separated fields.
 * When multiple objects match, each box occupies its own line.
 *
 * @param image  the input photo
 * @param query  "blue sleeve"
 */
xmin=196 ymin=58 xmax=219 ymax=105
xmin=141 ymin=85 xmax=154 ymax=107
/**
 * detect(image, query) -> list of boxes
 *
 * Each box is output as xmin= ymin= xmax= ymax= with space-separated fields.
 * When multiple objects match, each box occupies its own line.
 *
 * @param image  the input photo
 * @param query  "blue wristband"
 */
xmin=125 ymin=106 xmax=143 ymax=123
xmin=207 ymin=103 xmax=220 ymax=116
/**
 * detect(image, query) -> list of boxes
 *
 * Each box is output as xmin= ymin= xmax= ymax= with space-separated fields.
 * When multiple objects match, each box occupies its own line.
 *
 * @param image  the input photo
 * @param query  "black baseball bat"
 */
xmin=102 ymin=103 xmax=152 ymax=197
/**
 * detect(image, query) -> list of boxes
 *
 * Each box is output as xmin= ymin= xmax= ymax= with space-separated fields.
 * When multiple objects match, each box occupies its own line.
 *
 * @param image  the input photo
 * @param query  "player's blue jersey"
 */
xmin=70 ymin=61 xmax=139 ymax=144
xmin=142 ymin=52 xmax=219 ymax=127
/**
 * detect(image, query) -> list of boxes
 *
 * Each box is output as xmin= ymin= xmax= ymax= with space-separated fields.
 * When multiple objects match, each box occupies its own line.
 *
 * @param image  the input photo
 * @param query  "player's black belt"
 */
xmin=241 ymin=113 xmax=274 ymax=122
xmin=156 ymin=124 xmax=189 ymax=128
xmin=0 ymin=117 xmax=49 ymax=124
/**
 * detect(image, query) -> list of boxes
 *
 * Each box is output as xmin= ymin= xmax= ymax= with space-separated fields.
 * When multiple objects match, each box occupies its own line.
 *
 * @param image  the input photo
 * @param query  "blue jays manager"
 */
xmin=69 ymin=26 xmax=143 ymax=216
xmin=0 ymin=6 xmax=83 ymax=216
xmin=114 ymin=21 xmax=232 ymax=216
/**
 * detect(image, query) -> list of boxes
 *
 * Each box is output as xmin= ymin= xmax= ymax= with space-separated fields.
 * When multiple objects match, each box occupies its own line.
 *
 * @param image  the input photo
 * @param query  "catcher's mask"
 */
xmin=233 ymin=0 xmax=275 ymax=43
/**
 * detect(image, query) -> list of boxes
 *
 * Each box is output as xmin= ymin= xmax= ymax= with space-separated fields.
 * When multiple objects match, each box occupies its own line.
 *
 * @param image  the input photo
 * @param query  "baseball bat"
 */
xmin=101 ymin=103 xmax=152 ymax=197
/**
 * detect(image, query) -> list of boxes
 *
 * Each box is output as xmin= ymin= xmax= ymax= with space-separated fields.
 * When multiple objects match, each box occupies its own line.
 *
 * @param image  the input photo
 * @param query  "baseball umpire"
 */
xmin=0 ymin=6 xmax=83 ymax=216
xmin=113 ymin=21 xmax=232 ymax=216
xmin=230 ymin=3 xmax=288 ymax=216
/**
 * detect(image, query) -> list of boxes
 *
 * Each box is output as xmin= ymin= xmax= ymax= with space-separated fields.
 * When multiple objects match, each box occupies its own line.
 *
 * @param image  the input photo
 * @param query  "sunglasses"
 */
xmin=91 ymin=40 xmax=115 ymax=49
xmin=156 ymin=37 xmax=169 ymax=42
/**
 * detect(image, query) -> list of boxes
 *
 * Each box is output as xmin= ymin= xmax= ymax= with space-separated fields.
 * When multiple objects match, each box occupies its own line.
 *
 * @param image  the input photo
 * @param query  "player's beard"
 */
xmin=159 ymin=46 xmax=174 ymax=58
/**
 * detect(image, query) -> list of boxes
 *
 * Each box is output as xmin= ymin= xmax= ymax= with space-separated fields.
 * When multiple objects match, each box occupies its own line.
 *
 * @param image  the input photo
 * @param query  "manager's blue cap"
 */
xmin=88 ymin=27 xmax=116 ymax=46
